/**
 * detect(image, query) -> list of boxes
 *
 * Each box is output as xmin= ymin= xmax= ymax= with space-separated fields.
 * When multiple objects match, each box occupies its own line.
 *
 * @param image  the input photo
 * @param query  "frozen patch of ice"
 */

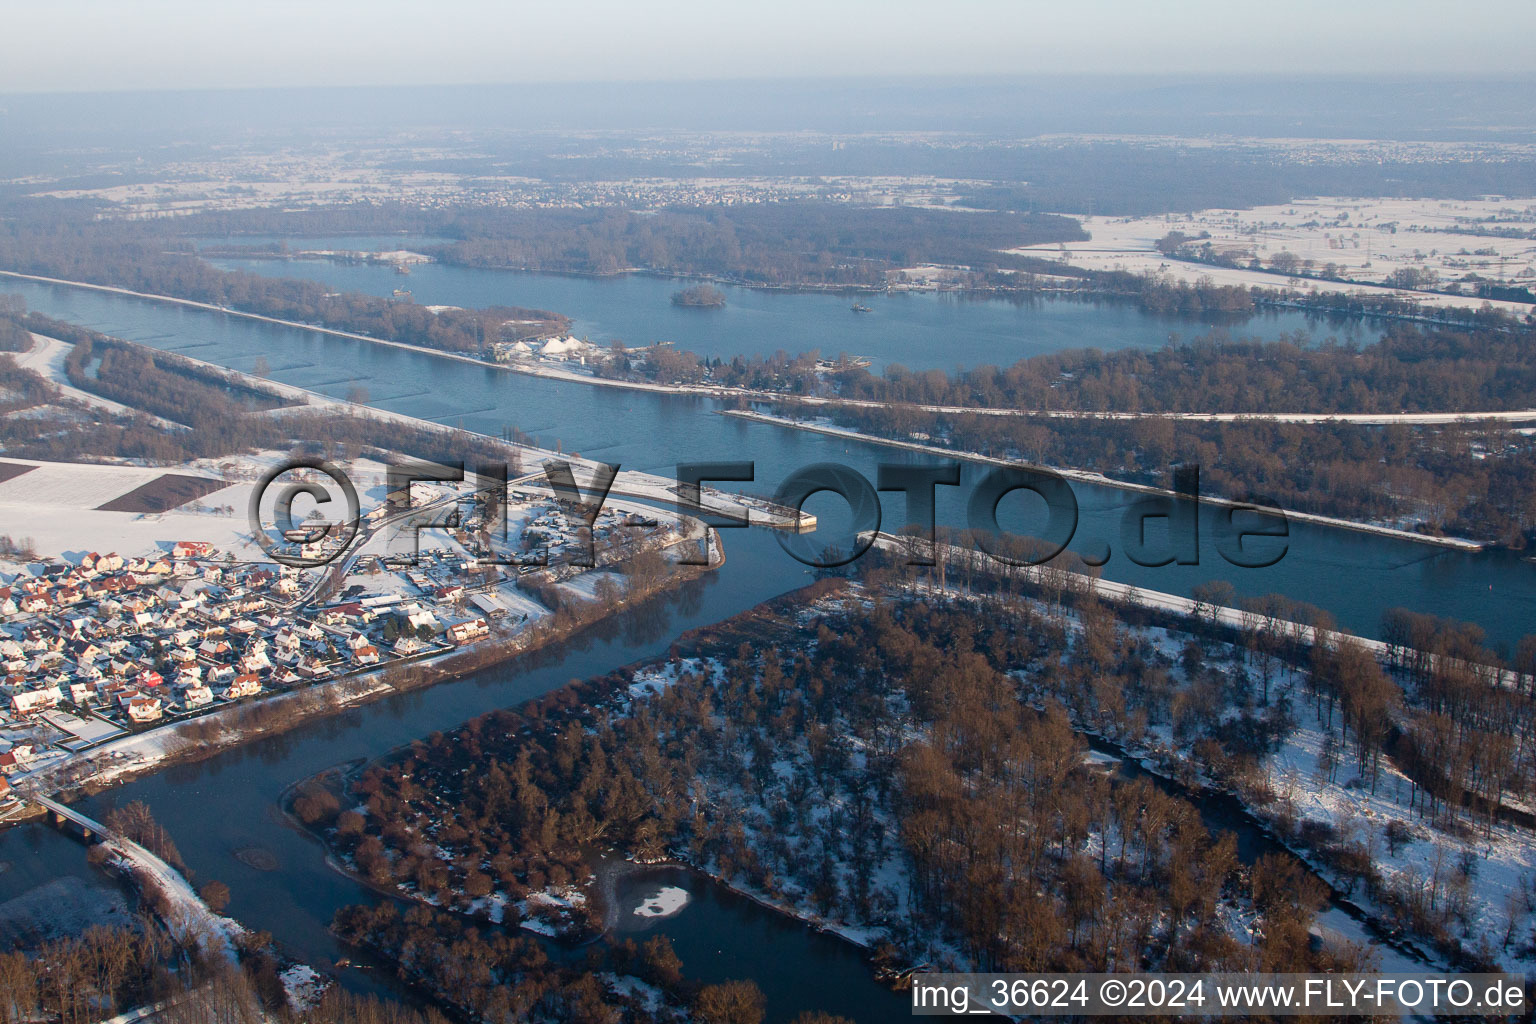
xmin=632 ymin=886 xmax=689 ymax=919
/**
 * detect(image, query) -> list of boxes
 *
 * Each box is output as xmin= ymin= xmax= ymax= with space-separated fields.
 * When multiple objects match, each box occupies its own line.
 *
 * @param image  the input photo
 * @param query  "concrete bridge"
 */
xmin=35 ymin=793 xmax=106 ymax=841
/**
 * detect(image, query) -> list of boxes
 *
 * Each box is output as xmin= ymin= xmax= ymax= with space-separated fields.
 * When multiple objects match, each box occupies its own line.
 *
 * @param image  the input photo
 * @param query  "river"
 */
xmin=0 ymin=265 xmax=1527 ymax=1021
xmin=4 ymin=273 xmax=1530 ymax=650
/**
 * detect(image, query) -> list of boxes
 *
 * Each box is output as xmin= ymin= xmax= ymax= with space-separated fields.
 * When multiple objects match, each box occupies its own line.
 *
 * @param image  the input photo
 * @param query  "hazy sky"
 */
xmin=3 ymin=0 xmax=1533 ymax=94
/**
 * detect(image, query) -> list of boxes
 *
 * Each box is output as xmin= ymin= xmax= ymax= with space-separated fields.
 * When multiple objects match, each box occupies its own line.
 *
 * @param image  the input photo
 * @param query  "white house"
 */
xmin=223 ymin=674 xmax=261 ymax=700
xmin=446 ymin=618 xmax=490 ymax=645
xmin=127 ymin=696 xmax=163 ymax=723
xmin=10 ymin=686 xmax=62 ymax=716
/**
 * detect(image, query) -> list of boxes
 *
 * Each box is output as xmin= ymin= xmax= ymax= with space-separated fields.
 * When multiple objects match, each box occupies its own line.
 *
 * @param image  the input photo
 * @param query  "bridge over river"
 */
xmin=33 ymin=794 xmax=234 ymax=955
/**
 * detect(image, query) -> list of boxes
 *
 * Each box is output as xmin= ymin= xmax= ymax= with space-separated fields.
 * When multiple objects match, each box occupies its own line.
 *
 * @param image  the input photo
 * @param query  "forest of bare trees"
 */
xmin=805 ymin=400 xmax=1536 ymax=544
xmin=0 ymin=921 xmax=456 ymax=1024
xmin=308 ymin=581 xmax=1387 ymax=1022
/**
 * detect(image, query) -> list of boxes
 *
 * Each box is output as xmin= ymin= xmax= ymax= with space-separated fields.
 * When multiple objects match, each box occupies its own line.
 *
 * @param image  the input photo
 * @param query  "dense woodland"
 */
xmin=670 ymin=284 xmax=726 ymax=308
xmin=0 ymin=355 xmax=57 ymax=419
xmin=54 ymin=325 xmax=293 ymax=458
xmin=0 ymin=919 xmax=181 ymax=1024
xmin=611 ymin=308 xmax=1533 ymax=414
xmin=0 ymin=227 xmax=568 ymax=353
xmin=0 ymin=308 xmax=29 ymax=353
xmin=429 ymin=204 xmax=1084 ymax=285
xmin=823 ymin=323 xmax=1536 ymax=413
xmin=893 ymin=551 xmax=1536 ymax=961
xmin=311 ymin=583 xmax=1378 ymax=1018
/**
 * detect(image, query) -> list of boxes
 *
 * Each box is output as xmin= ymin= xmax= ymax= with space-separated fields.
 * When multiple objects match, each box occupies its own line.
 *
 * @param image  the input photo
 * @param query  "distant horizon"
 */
xmin=7 ymin=70 xmax=1536 ymax=102
xmin=6 ymin=75 xmax=1536 ymax=151
xmin=2 ymin=0 xmax=1534 ymax=95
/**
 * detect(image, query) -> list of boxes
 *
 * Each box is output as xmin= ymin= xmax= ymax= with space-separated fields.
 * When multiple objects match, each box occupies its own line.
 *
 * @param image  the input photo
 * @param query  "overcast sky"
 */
xmin=3 ymin=0 xmax=1533 ymax=94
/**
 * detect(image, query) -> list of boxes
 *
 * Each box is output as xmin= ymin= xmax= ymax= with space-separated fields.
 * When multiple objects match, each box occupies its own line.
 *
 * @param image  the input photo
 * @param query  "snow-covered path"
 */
xmin=33 ymin=795 xmax=237 ymax=957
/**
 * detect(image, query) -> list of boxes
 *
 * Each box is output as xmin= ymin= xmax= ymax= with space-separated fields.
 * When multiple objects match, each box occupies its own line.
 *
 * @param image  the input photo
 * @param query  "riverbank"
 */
xmin=868 ymin=531 xmax=1525 ymax=692
xmin=727 ymin=408 xmax=1489 ymax=551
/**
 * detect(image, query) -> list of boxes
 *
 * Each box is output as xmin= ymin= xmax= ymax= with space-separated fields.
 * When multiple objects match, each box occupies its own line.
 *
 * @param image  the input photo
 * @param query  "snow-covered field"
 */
xmin=558 ymin=569 xmax=625 ymax=602
xmin=1010 ymin=196 xmax=1536 ymax=315
xmin=0 ymin=458 xmax=252 ymax=558
xmin=0 ymin=452 xmax=410 ymax=563
xmin=0 ymin=460 xmax=198 ymax=511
